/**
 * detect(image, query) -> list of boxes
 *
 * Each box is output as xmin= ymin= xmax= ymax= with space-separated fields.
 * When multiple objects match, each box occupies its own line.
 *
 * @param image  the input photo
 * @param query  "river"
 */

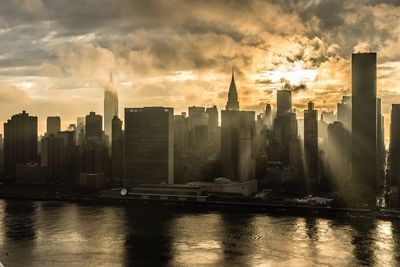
xmin=0 ymin=199 xmax=399 ymax=266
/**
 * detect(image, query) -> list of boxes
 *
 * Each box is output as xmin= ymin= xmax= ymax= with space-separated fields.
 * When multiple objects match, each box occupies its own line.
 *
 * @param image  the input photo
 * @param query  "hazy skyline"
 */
xmin=1 ymin=0 xmax=400 ymax=140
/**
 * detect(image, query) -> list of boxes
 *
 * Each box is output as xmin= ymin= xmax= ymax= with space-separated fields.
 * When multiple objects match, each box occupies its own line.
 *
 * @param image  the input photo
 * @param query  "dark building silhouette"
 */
xmin=221 ymin=110 xmax=255 ymax=181
xmin=273 ymin=90 xmax=300 ymax=169
xmin=187 ymin=106 xmax=208 ymax=152
xmin=46 ymin=116 xmax=61 ymax=135
xmin=274 ymin=111 xmax=298 ymax=164
xmin=80 ymin=112 xmax=106 ymax=188
xmin=124 ymin=107 xmax=174 ymax=186
xmin=79 ymin=142 xmax=107 ymax=187
xmin=327 ymin=121 xmax=351 ymax=190
xmin=206 ymin=105 xmax=220 ymax=152
xmin=255 ymin=113 xmax=267 ymax=157
xmin=174 ymin=113 xmax=189 ymax=154
xmin=41 ymin=134 xmax=64 ymax=179
xmin=58 ymin=130 xmax=78 ymax=181
xmin=389 ymin=104 xmax=400 ymax=206
xmin=273 ymin=90 xmax=298 ymax=164
xmin=337 ymin=96 xmax=351 ymax=132
xmin=111 ymin=115 xmax=124 ymax=183
xmin=0 ymin=134 xmax=3 ymax=181
xmin=225 ymin=69 xmax=239 ymax=111
xmin=173 ymin=113 xmax=190 ymax=184
xmin=4 ymin=111 xmax=38 ymax=180
xmin=76 ymin=117 xmax=85 ymax=145
xmin=304 ymin=101 xmax=318 ymax=189
xmin=85 ymin=112 xmax=103 ymax=143
xmin=277 ymin=90 xmax=292 ymax=117
xmin=351 ymin=52 xmax=377 ymax=203
xmin=104 ymin=72 xmax=118 ymax=146
xmin=377 ymin=98 xmax=386 ymax=194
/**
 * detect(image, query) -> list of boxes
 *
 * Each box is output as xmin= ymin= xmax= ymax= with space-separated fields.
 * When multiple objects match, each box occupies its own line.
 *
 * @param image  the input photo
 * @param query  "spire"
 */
xmin=226 ymin=67 xmax=239 ymax=111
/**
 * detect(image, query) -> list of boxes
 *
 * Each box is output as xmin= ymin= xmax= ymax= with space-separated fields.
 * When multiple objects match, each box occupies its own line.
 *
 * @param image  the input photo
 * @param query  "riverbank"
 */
xmin=1 ymin=184 xmax=399 ymax=220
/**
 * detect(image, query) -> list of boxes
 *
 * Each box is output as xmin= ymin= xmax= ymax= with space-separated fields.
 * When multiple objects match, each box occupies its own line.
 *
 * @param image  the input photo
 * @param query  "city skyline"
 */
xmin=1 ymin=1 xmax=400 ymax=141
xmin=2 ymin=2 xmax=400 ymax=266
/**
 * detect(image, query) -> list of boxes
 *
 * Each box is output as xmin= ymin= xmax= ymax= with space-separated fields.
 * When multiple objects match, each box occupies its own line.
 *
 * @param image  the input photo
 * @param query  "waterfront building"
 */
xmin=111 ymin=115 xmax=124 ymax=183
xmin=221 ymin=110 xmax=255 ymax=181
xmin=3 ymin=111 xmax=38 ymax=180
xmin=327 ymin=121 xmax=351 ymax=190
xmin=351 ymin=52 xmax=378 ymax=203
xmin=304 ymin=101 xmax=318 ymax=189
xmin=389 ymin=104 xmax=400 ymax=207
xmin=124 ymin=107 xmax=174 ymax=186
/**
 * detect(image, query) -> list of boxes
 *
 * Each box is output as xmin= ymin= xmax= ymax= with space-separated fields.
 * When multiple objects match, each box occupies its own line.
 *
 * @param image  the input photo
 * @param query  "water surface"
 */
xmin=0 ymin=199 xmax=399 ymax=266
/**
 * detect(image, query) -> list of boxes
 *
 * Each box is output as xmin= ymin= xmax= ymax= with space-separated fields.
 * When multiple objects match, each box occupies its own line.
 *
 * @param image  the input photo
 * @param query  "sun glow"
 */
xmin=254 ymin=62 xmax=318 ymax=87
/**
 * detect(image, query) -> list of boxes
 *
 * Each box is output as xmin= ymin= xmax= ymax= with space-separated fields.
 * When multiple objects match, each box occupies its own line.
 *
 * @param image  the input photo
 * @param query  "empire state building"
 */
xmin=104 ymin=72 xmax=118 ymax=145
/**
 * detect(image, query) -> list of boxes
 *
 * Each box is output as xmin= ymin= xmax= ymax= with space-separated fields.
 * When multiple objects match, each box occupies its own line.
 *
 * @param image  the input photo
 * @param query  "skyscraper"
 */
xmin=41 ymin=134 xmax=64 ymax=178
xmin=327 ymin=121 xmax=351 ymax=189
xmin=277 ymin=90 xmax=292 ymax=117
xmin=377 ymin=98 xmax=386 ymax=194
xmin=274 ymin=90 xmax=297 ymax=164
xmin=206 ymin=105 xmax=220 ymax=152
xmin=4 ymin=111 xmax=38 ymax=179
xmin=225 ymin=69 xmax=239 ymax=111
xmin=337 ymin=96 xmax=351 ymax=132
xmin=46 ymin=116 xmax=61 ymax=135
xmin=265 ymin=104 xmax=272 ymax=129
xmin=58 ymin=130 xmax=78 ymax=182
xmin=221 ymin=110 xmax=255 ymax=181
xmin=111 ymin=115 xmax=124 ymax=183
xmin=80 ymin=112 xmax=106 ymax=187
xmin=76 ymin=117 xmax=85 ymax=145
xmin=304 ymin=101 xmax=318 ymax=189
xmin=104 ymin=72 xmax=118 ymax=145
xmin=124 ymin=107 xmax=174 ymax=186
xmin=85 ymin=112 xmax=103 ymax=143
xmin=174 ymin=113 xmax=189 ymax=154
xmin=389 ymin=104 xmax=400 ymax=206
xmin=187 ymin=106 xmax=208 ymax=152
xmin=351 ymin=52 xmax=377 ymax=203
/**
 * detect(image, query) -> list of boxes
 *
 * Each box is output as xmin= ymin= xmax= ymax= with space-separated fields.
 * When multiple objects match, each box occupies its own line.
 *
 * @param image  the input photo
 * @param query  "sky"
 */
xmin=0 ymin=0 xmax=400 ymax=141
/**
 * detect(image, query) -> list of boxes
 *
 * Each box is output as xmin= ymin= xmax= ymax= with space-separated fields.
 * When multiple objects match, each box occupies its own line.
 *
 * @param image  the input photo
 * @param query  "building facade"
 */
xmin=304 ymin=101 xmax=318 ymax=190
xmin=124 ymin=107 xmax=174 ymax=186
xmin=351 ymin=52 xmax=378 ymax=203
xmin=4 ymin=111 xmax=38 ymax=180
xmin=221 ymin=110 xmax=255 ymax=181
xmin=46 ymin=116 xmax=61 ymax=135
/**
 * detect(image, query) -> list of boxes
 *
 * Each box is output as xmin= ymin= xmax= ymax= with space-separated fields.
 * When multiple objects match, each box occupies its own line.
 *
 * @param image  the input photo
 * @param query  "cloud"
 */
xmin=0 ymin=81 xmax=30 ymax=104
xmin=284 ymin=83 xmax=307 ymax=92
xmin=0 ymin=0 xmax=399 ymax=142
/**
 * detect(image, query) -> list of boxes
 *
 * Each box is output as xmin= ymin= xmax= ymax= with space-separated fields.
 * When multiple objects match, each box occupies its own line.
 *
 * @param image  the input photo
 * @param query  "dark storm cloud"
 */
xmin=284 ymin=82 xmax=307 ymax=92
